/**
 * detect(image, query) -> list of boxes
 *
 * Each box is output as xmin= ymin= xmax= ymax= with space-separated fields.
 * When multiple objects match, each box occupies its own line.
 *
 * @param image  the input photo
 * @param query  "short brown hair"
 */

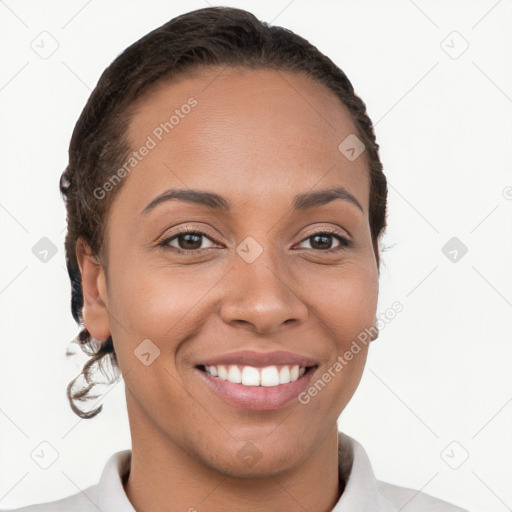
xmin=60 ymin=6 xmax=388 ymax=418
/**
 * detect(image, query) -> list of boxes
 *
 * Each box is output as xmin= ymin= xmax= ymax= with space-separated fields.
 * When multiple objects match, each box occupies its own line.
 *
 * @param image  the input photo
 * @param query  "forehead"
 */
xmin=118 ymin=66 xmax=369 ymax=216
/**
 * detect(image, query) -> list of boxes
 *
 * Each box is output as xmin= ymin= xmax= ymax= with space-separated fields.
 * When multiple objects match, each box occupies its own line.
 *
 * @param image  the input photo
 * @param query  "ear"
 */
xmin=76 ymin=237 xmax=111 ymax=341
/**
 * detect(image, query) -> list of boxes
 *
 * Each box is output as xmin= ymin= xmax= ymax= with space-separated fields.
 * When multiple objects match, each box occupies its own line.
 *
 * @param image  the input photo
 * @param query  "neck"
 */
xmin=123 ymin=393 xmax=342 ymax=512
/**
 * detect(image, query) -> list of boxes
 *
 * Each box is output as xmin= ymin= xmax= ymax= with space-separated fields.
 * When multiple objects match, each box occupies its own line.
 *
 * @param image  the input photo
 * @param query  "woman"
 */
xmin=5 ymin=6 xmax=467 ymax=512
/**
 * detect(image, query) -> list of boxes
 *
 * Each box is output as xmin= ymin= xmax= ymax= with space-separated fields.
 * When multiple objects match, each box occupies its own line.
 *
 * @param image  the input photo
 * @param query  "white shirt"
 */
xmin=2 ymin=432 xmax=468 ymax=512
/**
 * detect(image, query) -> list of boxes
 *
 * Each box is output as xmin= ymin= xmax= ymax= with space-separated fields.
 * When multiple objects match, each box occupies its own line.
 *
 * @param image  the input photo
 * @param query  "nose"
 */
xmin=219 ymin=246 xmax=309 ymax=335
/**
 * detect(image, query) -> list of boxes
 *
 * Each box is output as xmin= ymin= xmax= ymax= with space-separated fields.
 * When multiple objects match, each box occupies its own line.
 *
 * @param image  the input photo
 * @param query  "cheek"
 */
xmin=302 ymin=259 xmax=379 ymax=345
xmin=107 ymin=263 xmax=222 ymax=362
xmin=106 ymin=266 xmax=206 ymax=413
xmin=291 ymin=259 xmax=378 ymax=410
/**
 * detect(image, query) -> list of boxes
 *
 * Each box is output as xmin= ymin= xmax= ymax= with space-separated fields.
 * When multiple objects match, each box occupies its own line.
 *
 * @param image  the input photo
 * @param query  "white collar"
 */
xmin=334 ymin=432 xmax=397 ymax=511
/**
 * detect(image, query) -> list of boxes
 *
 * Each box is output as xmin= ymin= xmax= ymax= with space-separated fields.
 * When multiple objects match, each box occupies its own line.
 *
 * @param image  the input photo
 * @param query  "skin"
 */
xmin=76 ymin=67 xmax=379 ymax=512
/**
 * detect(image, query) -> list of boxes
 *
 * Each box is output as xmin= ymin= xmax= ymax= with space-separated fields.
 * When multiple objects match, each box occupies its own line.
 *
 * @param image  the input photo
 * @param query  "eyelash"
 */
xmin=157 ymin=227 xmax=352 ymax=255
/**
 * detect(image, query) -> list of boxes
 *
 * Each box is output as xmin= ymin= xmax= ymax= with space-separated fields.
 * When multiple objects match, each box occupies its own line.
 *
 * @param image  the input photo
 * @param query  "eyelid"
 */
xmin=157 ymin=224 xmax=223 ymax=244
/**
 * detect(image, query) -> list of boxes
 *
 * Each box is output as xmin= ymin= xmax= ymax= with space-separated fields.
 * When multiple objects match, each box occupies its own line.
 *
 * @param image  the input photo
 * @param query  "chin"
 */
xmin=196 ymin=437 xmax=310 ymax=480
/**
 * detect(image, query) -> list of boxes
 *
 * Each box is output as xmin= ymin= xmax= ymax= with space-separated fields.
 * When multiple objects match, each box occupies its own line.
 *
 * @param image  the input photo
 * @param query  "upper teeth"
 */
xmin=205 ymin=365 xmax=306 ymax=386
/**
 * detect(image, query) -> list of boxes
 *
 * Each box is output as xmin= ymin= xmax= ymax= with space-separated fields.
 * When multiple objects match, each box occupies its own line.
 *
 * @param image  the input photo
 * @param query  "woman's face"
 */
xmin=80 ymin=67 xmax=379 ymax=477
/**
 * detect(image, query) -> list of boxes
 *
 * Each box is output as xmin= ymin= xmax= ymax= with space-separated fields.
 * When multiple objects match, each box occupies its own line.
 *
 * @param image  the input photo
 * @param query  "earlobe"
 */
xmin=76 ymin=238 xmax=111 ymax=341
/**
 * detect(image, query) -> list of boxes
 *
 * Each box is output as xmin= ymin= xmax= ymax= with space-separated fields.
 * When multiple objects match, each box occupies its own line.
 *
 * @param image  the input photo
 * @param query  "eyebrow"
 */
xmin=140 ymin=186 xmax=364 ymax=217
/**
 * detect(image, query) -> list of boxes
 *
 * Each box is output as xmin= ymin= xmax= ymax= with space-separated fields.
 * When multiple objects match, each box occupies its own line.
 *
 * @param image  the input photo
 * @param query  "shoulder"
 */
xmin=0 ymin=485 xmax=98 ymax=512
xmin=337 ymin=432 xmax=468 ymax=511
xmin=0 ymin=450 xmax=132 ymax=512
xmin=377 ymin=480 xmax=469 ymax=512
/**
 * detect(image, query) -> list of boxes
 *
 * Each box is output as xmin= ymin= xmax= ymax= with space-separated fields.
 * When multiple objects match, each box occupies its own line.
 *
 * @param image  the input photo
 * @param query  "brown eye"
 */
xmin=297 ymin=231 xmax=351 ymax=252
xmin=310 ymin=234 xmax=334 ymax=250
xmin=175 ymin=233 xmax=203 ymax=250
xmin=159 ymin=229 xmax=218 ymax=253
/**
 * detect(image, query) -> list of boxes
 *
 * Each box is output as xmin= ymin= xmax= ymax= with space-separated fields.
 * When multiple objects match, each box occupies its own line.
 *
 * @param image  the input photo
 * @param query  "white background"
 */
xmin=0 ymin=1 xmax=511 ymax=511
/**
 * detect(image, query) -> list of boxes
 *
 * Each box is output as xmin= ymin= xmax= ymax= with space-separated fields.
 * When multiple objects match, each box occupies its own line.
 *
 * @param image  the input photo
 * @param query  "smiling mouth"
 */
xmin=196 ymin=364 xmax=317 ymax=387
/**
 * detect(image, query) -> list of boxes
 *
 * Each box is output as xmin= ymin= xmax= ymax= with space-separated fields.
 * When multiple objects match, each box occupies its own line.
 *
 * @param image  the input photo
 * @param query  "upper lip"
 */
xmin=196 ymin=350 xmax=318 ymax=368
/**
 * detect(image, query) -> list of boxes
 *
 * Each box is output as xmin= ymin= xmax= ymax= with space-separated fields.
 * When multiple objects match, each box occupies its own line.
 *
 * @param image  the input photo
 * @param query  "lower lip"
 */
xmin=196 ymin=367 xmax=318 ymax=411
